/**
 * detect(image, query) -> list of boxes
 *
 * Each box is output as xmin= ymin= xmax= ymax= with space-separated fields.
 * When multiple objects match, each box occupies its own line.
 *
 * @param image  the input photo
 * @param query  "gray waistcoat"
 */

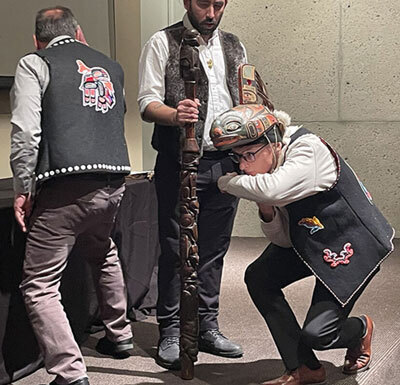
xmin=151 ymin=22 xmax=246 ymax=160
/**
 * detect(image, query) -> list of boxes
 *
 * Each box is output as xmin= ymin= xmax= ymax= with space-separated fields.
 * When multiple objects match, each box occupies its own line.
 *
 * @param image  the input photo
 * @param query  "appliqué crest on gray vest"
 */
xmin=76 ymin=59 xmax=116 ymax=113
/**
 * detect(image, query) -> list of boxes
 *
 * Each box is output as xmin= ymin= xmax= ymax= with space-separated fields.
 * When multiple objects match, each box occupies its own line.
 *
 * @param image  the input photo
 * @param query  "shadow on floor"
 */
xmin=82 ymin=320 xmax=159 ymax=360
xmin=86 ymin=359 xmax=360 ymax=385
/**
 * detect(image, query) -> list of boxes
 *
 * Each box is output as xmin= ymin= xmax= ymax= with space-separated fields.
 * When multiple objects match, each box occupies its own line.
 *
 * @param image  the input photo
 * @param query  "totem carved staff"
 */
xmin=178 ymin=29 xmax=201 ymax=380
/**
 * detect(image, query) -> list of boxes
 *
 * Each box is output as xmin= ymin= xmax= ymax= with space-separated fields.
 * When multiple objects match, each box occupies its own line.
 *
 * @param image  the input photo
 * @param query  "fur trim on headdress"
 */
xmin=273 ymin=110 xmax=291 ymax=127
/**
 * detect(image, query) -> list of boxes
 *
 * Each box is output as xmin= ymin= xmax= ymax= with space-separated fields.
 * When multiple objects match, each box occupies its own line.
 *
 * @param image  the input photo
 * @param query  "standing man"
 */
xmin=138 ymin=0 xmax=247 ymax=370
xmin=210 ymin=104 xmax=394 ymax=385
xmin=11 ymin=7 xmax=133 ymax=385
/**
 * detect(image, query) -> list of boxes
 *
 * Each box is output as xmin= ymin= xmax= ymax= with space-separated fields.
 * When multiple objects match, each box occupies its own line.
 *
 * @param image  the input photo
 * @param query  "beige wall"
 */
xmin=1 ymin=0 xmax=398 ymax=237
xmin=0 ymin=0 xmax=113 ymax=76
xmin=114 ymin=0 xmax=142 ymax=171
xmin=0 ymin=0 xmax=143 ymax=179
xmin=223 ymin=0 xmax=400 ymax=236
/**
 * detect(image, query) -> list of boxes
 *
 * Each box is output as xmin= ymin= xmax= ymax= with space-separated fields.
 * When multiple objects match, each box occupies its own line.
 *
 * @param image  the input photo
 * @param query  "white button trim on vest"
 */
xmin=35 ymin=164 xmax=132 ymax=181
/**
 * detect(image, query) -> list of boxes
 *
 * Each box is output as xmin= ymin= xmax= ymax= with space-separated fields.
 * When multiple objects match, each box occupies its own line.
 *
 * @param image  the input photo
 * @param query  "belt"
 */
xmin=60 ymin=173 xmax=126 ymax=182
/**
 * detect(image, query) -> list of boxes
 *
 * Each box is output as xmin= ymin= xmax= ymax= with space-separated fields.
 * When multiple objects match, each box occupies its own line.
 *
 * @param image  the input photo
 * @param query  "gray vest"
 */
xmin=151 ymin=22 xmax=246 ymax=160
xmin=35 ymin=38 xmax=130 ymax=183
xmin=285 ymin=127 xmax=394 ymax=306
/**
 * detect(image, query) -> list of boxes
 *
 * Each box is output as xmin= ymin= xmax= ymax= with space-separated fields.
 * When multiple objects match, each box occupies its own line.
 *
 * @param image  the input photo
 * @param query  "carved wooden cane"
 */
xmin=179 ymin=29 xmax=201 ymax=380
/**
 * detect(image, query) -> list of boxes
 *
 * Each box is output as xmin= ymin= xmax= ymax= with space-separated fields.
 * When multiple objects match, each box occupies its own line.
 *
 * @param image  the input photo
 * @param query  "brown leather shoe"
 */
xmin=343 ymin=314 xmax=374 ymax=374
xmin=261 ymin=365 xmax=326 ymax=385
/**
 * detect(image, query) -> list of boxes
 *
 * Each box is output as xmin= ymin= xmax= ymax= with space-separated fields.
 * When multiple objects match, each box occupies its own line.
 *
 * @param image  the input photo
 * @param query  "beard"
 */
xmin=187 ymin=10 xmax=223 ymax=37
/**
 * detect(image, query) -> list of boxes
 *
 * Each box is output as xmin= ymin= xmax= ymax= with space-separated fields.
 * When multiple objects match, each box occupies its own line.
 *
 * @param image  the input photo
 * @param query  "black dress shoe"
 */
xmin=95 ymin=336 xmax=133 ymax=359
xmin=50 ymin=377 xmax=90 ymax=385
xmin=199 ymin=329 xmax=243 ymax=358
xmin=156 ymin=336 xmax=181 ymax=370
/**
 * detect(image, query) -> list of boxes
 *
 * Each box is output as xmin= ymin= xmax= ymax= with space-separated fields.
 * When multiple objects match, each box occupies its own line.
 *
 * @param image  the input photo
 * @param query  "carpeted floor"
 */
xmin=13 ymin=238 xmax=400 ymax=385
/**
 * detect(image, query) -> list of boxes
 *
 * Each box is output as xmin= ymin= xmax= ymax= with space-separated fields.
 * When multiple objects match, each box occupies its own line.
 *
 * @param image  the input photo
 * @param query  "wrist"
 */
xmin=258 ymin=205 xmax=275 ymax=222
xmin=172 ymin=109 xmax=178 ymax=126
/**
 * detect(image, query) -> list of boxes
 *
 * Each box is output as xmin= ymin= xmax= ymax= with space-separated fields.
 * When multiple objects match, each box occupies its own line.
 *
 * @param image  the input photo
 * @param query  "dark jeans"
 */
xmin=154 ymin=152 xmax=238 ymax=337
xmin=245 ymin=243 xmax=370 ymax=371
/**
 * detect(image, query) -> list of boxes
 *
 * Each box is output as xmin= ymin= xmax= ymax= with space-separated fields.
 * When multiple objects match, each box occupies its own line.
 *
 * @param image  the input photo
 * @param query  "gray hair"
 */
xmin=35 ymin=6 xmax=78 ymax=43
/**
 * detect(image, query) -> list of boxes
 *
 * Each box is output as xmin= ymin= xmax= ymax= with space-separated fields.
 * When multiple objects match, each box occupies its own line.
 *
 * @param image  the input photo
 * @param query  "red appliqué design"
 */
xmin=323 ymin=242 xmax=353 ymax=268
xmin=76 ymin=60 xmax=116 ymax=113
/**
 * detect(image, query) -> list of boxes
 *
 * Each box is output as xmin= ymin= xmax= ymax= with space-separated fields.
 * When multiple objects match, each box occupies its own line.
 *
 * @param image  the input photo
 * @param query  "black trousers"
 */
xmin=245 ymin=243 xmax=371 ymax=371
xmin=154 ymin=152 xmax=238 ymax=337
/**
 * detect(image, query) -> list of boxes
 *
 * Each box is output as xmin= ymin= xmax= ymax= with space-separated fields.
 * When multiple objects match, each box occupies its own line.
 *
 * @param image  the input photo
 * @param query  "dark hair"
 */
xmin=35 ymin=6 xmax=78 ymax=43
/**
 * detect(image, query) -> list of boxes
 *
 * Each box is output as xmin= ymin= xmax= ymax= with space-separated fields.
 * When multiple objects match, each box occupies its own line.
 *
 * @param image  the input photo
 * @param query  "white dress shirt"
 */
xmin=217 ymin=126 xmax=338 ymax=247
xmin=137 ymin=13 xmax=247 ymax=151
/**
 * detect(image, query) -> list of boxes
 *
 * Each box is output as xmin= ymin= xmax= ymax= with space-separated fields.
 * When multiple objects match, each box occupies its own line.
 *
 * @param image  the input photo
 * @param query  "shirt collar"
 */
xmin=182 ymin=13 xmax=219 ymax=46
xmin=46 ymin=35 xmax=74 ymax=48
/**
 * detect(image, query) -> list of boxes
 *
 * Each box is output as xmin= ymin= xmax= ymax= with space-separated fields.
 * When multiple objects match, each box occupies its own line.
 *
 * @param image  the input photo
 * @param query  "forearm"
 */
xmin=10 ymin=136 xmax=38 ymax=195
xmin=260 ymin=206 xmax=292 ymax=248
xmin=143 ymin=101 xmax=177 ymax=126
xmin=257 ymin=203 xmax=275 ymax=222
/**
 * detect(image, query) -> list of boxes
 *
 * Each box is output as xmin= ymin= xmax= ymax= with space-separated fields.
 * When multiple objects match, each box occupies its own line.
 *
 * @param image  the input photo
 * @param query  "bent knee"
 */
xmin=244 ymin=263 xmax=264 ymax=290
xmin=301 ymin=325 xmax=338 ymax=351
xmin=244 ymin=263 xmax=280 ymax=303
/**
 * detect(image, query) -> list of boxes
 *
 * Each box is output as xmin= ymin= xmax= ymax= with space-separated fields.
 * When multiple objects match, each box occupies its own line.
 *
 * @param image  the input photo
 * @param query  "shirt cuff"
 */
xmin=13 ymin=177 xmax=33 ymax=195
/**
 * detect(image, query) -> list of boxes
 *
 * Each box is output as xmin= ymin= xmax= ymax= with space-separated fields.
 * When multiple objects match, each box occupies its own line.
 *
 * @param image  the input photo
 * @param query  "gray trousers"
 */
xmin=20 ymin=175 xmax=132 ymax=385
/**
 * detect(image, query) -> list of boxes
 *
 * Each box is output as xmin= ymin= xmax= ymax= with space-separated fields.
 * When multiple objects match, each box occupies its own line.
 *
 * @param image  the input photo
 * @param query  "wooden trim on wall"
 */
xmin=108 ymin=0 xmax=116 ymax=60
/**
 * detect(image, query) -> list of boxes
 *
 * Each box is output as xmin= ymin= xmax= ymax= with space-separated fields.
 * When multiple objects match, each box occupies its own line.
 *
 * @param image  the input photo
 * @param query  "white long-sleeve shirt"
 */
xmin=137 ymin=13 xmax=247 ymax=151
xmin=218 ymin=126 xmax=338 ymax=247
xmin=10 ymin=36 xmax=71 ymax=194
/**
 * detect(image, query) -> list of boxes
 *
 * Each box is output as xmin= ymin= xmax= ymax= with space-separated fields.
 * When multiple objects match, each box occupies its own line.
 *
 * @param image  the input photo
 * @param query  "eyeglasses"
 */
xmin=229 ymin=143 xmax=269 ymax=163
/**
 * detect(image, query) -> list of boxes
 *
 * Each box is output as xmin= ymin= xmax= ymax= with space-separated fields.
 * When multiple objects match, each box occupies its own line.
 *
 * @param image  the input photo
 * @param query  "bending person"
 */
xmin=210 ymin=104 xmax=394 ymax=385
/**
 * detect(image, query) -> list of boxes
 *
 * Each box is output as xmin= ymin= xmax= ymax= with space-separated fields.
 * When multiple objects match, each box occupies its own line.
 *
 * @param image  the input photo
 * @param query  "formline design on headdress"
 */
xmin=210 ymin=104 xmax=278 ymax=150
xmin=211 ymin=64 xmax=288 ymax=150
xmin=76 ymin=59 xmax=116 ymax=114
xmin=238 ymin=64 xmax=275 ymax=111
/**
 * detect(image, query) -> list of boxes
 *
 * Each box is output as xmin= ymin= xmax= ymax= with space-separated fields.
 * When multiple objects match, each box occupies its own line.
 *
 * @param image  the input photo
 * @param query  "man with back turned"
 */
xmin=11 ymin=6 xmax=133 ymax=385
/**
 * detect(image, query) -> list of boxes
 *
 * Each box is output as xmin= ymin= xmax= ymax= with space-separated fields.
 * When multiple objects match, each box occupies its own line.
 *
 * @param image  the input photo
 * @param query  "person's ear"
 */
xmin=33 ymin=34 xmax=39 ymax=50
xmin=75 ymin=25 xmax=88 ymax=45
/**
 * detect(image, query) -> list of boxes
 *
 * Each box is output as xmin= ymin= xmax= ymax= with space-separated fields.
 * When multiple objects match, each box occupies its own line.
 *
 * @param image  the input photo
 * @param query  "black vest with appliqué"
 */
xmin=34 ymin=38 xmax=130 ymax=183
xmin=151 ymin=22 xmax=246 ymax=160
xmin=285 ymin=127 xmax=394 ymax=306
